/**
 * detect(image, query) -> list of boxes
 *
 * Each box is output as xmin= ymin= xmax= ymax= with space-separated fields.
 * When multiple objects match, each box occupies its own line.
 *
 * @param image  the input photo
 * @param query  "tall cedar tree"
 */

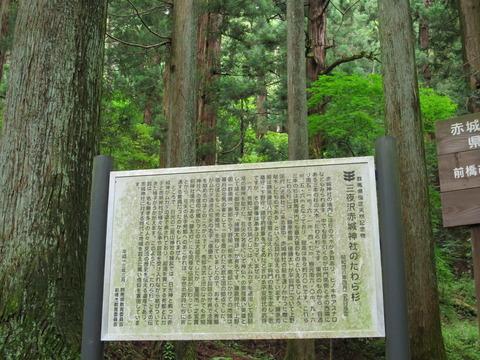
xmin=165 ymin=0 xmax=198 ymax=170
xmin=457 ymin=0 xmax=480 ymax=331
xmin=307 ymin=0 xmax=328 ymax=158
xmin=377 ymin=0 xmax=447 ymax=358
xmin=197 ymin=3 xmax=222 ymax=166
xmin=0 ymin=0 xmax=108 ymax=358
xmin=284 ymin=0 xmax=314 ymax=359
xmin=457 ymin=0 xmax=480 ymax=113
xmin=164 ymin=0 xmax=198 ymax=358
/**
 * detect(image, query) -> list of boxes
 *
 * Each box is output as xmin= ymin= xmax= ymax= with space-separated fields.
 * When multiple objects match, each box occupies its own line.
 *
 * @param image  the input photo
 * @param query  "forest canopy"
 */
xmin=0 ymin=0 xmax=479 ymax=359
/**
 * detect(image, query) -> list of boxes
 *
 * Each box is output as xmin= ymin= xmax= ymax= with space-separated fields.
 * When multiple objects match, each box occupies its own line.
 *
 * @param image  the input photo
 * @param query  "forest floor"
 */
xmin=105 ymin=337 xmax=386 ymax=359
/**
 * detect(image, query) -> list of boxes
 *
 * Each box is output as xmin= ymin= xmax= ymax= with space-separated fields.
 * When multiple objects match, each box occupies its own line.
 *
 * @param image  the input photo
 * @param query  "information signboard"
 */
xmin=101 ymin=158 xmax=384 ymax=341
xmin=436 ymin=112 xmax=480 ymax=227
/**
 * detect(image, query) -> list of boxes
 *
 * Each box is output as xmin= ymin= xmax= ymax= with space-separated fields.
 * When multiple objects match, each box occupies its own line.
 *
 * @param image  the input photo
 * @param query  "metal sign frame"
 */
xmin=101 ymin=158 xmax=384 ymax=341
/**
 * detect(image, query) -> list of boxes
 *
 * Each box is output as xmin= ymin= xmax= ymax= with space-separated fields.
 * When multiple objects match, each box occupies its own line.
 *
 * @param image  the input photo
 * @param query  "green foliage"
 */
xmin=100 ymin=93 xmax=160 ymax=170
xmin=435 ymin=248 xmax=456 ymax=306
xmin=435 ymin=246 xmax=479 ymax=360
xmin=307 ymin=72 xmax=385 ymax=157
xmin=308 ymin=72 xmax=458 ymax=157
xmin=419 ymin=86 xmax=458 ymax=135
xmin=163 ymin=341 xmax=175 ymax=360
xmin=326 ymin=0 xmax=380 ymax=76
xmin=443 ymin=321 xmax=480 ymax=360
xmin=240 ymin=130 xmax=288 ymax=163
xmin=411 ymin=0 xmax=465 ymax=104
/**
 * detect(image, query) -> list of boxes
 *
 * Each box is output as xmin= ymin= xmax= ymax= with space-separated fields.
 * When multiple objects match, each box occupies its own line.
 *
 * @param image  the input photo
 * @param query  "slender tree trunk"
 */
xmin=165 ymin=0 xmax=198 ymax=170
xmin=306 ymin=0 xmax=327 ymax=82
xmin=196 ymin=6 xmax=222 ymax=166
xmin=457 ymin=0 xmax=480 ymax=113
xmin=165 ymin=0 xmax=198 ymax=358
xmin=0 ymin=0 xmax=108 ymax=358
xmin=255 ymin=74 xmax=268 ymax=137
xmin=285 ymin=0 xmax=314 ymax=358
xmin=418 ymin=0 xmax=432 ymax=84
xmin=143 ymin=86 xmax=159 ymax=125
xmin=286 ymin=0 xmax=309 ymax=161
xmin=307 ymin=0 xmax=328 ymax=158
xmin=377 ymin=0 xmax=447 ymax=359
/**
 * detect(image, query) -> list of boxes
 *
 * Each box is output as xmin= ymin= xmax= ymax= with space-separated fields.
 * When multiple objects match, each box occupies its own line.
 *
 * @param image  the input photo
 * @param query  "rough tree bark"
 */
xmin=377 ymin=0 xmax=447 ymax=359
xmin=286 ymin=0 xmax=309 ymax=162
xmin=164 ymin=0 xmax=198 ymax=358
xmin=196 ymin=6 xmax=222 ymax=166
xmin=307 ymin=0 xmax=328 ymax=158
xmin=0 ymin=0 xmax=108 ymax=358
xmin=285 ymin=0 xmax=314 ymax=359
xmin=457 ymin=0 xmax=480 ymax=113
xmin=418 ymin=0 xmax=432 ymax=83
xmin=165 ymin=0 xmax=198 ymax=170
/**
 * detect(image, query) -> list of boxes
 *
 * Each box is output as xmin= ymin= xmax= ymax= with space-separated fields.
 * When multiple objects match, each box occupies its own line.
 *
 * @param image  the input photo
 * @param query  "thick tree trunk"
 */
xmin=0 ymin=0 xmax=107 ymax=358
xmin=196 ymin=8 xmax=222 ymax=166
xmin=377 ymin=0 xmax=447 ymax=359
xmin=165 ymin=0 xmax=198 ymax=358
xmin=457 ymin=0 xmax=480 ymax=113
xmin=285 ymin=1 xmax=314 ymax=359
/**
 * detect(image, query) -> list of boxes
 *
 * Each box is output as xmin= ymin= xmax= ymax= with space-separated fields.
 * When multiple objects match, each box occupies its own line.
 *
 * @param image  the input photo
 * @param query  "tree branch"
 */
xmin=321 ymin=52 xmax=380 ymax=75
xmin=220 ymin=124 xmax=249 ymax=155
xmin=330 ymin=0 xmax=361 ymax=16
xmin=342 ymin=0 xmax=361 ymax=16
xmin=106 ymin=33 xmax=170 ymax=49
xmin=108 ymin=6 xmax=164 ymax=18
xmin=125 ymin=0 xmax=170 ymax=40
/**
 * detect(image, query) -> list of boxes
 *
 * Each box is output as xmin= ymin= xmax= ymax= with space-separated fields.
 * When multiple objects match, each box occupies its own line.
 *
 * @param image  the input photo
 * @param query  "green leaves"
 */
xmin=307 ymin=72 xmax=384 ymax=157
xmin=419 ymin=86 xmax=458 ymax=134
xmin=100 ymin=93 xmax=160 ymax=170
xmin=307 ymin=71 xmax=457 ymax=157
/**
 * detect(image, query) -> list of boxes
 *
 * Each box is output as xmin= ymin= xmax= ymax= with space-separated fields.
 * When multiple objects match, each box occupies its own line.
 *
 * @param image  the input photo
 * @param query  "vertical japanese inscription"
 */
xmin=103 ymin=159 xmax=383 ymax=340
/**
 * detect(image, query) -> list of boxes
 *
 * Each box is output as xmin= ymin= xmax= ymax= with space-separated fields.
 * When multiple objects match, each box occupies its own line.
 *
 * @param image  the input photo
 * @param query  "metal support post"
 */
xmin=375 ymin=136 xmax=411 ymax=359
xmin=81 ymin=155 xmax=114 ymax=360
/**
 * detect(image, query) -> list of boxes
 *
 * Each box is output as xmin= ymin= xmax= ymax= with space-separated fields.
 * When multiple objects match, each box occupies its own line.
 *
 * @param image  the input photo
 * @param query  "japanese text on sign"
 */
xmin=449 ymin=118 xmax=480 ymax=148
xmin=102 ymin=158 xmax=384 ymax=341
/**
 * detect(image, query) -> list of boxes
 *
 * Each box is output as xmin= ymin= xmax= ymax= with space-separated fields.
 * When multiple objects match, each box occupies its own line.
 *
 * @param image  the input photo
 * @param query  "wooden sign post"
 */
xmin=436 ymin=112 xmax=480 ymax=333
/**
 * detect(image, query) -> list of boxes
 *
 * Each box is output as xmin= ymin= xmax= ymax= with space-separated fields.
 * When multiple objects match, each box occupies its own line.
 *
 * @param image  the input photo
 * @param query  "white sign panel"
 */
xmin=102 ymin=158 xmax=384 ymax=340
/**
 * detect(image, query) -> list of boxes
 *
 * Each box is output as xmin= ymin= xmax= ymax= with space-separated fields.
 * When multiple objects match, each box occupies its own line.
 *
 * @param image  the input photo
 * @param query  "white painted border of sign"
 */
xmin=101 ymin=157 xmax=384 ymax=341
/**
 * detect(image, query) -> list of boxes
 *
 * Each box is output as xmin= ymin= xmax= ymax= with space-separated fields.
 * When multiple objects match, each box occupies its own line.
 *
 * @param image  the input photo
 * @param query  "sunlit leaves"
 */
xmin=308 ymin=71 xmax=457 ymax=157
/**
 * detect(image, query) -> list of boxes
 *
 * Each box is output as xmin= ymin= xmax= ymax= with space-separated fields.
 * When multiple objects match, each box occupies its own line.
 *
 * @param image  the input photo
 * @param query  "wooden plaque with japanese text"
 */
xmin=436 ymin=112 xmax=480 ymax=227
xmin=101 ymin=158 xmax=384 ymax=341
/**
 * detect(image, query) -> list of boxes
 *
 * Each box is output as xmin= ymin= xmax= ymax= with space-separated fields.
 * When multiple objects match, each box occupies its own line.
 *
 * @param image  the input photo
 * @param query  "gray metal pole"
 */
xmin=81 ymin=155 xmax=114 ymax=360
xmin=375 ymin=136 xmax=411 ymax=360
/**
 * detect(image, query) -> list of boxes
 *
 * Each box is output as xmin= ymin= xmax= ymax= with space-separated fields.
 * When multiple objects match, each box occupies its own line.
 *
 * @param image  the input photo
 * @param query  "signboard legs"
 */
xmin=470 ymin=225 xmax=480 ymax=334
xmin=81 ymin=155 xmax=114 ymax=360
xmin=375 ymin=136 xmax=411 ymax=359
